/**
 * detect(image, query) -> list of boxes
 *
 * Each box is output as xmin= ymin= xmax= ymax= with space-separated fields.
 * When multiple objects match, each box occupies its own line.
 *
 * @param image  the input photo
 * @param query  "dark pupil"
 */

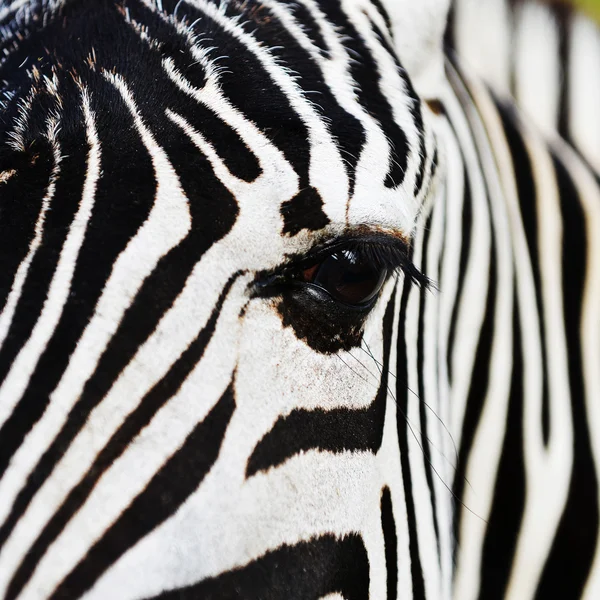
xmin=312 ymin=250 xmax=387 ymax=305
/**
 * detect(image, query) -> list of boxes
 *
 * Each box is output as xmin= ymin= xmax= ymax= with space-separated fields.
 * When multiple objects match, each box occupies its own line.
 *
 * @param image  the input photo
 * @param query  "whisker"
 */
xmin=361 ymin=341 xmax=459 ymax=465
xmin=360 ymin=340 xmax=478 ymax=510
xmin=337 ymin=350 xmax=432 ymax=447
xmin=335 ymin=353 xmax=375 ymax=387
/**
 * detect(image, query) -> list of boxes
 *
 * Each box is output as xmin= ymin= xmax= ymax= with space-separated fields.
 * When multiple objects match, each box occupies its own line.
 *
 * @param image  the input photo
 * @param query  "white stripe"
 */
xmin=553 ymin=138 xmax=600 ymax=600
xmin=258 ymin=0 xmax=396 ymax=220
xmin=0 ymin=144 xmax=58 ymax=352
xmin=182 ymin=0 xmax=350 ymax=225
xmin=453 ymin=0 xmax=512 ymax=96
xmin=513 ymin=2 xmax=561 ymax=137
xmin=568 ymin=13 xmax=600 ymax=173
xmin=504 ymin=113 xmax=570 ymax=600
xmin=405 ymin=213 xmax=442 ymax=600
xmin=0 ymin=75 xmax=192 ymax=591
xmin=343 ymin=0 xmax=426 ymax=233
xmin=0 ymin=102 xmax=100 ymax=427
xmin=0 ymin=91 xmax=100 ymax=591
xmin=422 ymin=161 xmax=453 ymax=600
xmin=450 ymin=65 xmax=517 ymax=600
xmin=441 ymin=72 xmax=492 ymax=455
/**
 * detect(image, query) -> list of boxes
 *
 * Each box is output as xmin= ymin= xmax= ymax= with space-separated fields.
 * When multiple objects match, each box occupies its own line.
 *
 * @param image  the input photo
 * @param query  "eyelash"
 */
xmin=255 ymin=235 xmax=430 ymax=295
xmin=333 ymin=240 xmax=430 ymax=289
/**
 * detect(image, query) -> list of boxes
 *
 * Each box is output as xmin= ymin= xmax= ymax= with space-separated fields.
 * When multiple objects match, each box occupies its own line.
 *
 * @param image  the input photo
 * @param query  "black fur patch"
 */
xmin=146 ymin=534 xmax=370 ymax=600
xmin=276 ymin=286 xmax=367 ymax=353
xmin=246 ymin=288 xmax=395 ymax=476
xmin=281 ymin=186 xmax=330 ymax=236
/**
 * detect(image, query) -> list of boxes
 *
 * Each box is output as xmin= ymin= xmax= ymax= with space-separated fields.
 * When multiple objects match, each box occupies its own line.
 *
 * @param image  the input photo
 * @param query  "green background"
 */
xmin=577 ymin=0 xmax=600 ymax=21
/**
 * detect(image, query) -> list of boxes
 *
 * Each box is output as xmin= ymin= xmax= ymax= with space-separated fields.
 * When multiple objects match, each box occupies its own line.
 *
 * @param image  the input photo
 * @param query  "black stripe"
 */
xmin=145 ymin=534 xmax=370 ymax=600
xmin=446 ymin=161 xmax=471 ymax=386
xmin=395 ymin=268 xmax=426 ymax=599
xmin=157 ymin=3 xmax=208 ymax=92
xmin=369 ymin=14 xmax=426 ymax=195
xmin=552 ymin=2 xmax=573 ymax=141
xmin=479 ymin=285 xmax=524 ymax=600
xmin=317 ymin=1 xmax=409 ymax=191
xmin=0 ymin=56 xmax=242 ymax=550
xmin=535 ymin=154 xmax=598 ymax=598
xmin=159 ymin=0 xmax=316 ymax=195
xmin=0 ymin=144 xmax=53 ymax=314
xmin=416 ymin=213 xmax=442 ymax=563
xmin=496 ymin=101 xmax=550 ymax=446
xmin=3 ymin=274 xmax=239 ymax=600
xmin=381 ymin=486 xmax=398 ymax=600
xmin=369 ymin=0 xmax=393 ymax=39
xmin=0 ymin=71 xmax=159 ymax=551
xmin=508 ymin=5 xmax=517 ymax=99
xmin=283 ymin=1 xmax=331 ymax=59
xmin=0 ymin=95 xmax=88 ymax=475
xmin=239 ymin=0 xmax=365 ymax=203
xmin=452 ymin=179 xmax=498 ymax=565
xmin=246 ymin=288 xmax=397 ymax=477
xmin=166 ymin=95 xmax=263 ymax=184
xmin=443 ymin=4 xmax=456 ymax=52
xmin=115 ymin=0 xmax=262 ymax=183
xmin=47 ymin=380 xmax=237 ymax=600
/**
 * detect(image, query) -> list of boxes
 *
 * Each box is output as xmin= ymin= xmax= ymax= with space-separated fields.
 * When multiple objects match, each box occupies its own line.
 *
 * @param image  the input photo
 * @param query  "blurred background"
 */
xmin=577 ymin=0 xmax=600 ymax=20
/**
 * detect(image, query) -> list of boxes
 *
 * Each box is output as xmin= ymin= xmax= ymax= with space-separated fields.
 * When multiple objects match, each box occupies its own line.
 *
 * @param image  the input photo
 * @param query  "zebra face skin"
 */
xmin=0 ymin=0 xmax=445 ymax=598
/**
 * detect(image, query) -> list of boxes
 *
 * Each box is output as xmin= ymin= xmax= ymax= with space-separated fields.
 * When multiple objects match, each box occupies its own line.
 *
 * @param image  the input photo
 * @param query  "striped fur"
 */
xmin=0 ymin=0 xmax=597 ymax=599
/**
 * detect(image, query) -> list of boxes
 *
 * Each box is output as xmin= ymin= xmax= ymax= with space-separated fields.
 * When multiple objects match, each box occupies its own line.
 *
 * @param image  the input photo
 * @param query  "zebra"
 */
xmin=0 ymin=0 xmax=597 ymax=598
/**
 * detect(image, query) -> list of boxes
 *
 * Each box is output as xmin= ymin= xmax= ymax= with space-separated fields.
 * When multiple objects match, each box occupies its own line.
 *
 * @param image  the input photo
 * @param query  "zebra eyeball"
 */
xmin=302 ymin=249 xmax=388 ymax=306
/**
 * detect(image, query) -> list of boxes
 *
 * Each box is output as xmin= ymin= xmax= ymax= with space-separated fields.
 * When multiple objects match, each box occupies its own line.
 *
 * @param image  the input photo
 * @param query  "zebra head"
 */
xmin=0 ymin=0 xmax=450 ymax=598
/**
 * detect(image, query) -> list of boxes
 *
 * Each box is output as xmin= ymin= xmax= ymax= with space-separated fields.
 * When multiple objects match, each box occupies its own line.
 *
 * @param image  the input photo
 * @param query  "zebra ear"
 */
xmin=374 ymin=0 xmax=451 ymax=98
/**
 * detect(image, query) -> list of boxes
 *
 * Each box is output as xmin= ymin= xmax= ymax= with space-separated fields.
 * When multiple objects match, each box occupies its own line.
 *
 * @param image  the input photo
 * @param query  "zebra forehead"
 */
xmin=0 ymin=1 xmax=408 ymax=123
xmin=0 ymin=0 xmax=432 ymax=229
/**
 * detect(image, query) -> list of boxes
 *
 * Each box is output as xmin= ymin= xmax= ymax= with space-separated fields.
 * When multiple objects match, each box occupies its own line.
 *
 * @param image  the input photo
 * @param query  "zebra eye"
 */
xmin=301 ymin=249 xmax=388 ymax=306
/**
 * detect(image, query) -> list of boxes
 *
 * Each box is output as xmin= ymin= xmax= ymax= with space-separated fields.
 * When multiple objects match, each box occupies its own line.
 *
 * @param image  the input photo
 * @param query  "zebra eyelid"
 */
xmin=251 ymin=231 xmax=429 ymax=297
